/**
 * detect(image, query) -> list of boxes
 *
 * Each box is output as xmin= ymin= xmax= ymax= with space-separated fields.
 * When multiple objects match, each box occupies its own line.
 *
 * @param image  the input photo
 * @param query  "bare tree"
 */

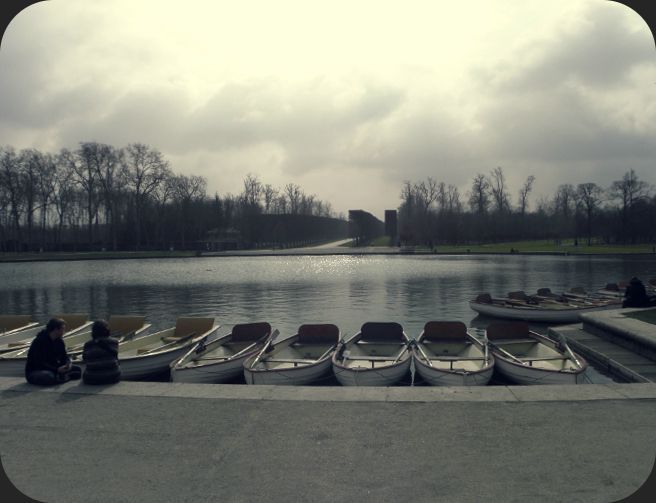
xmin=489 ymin=166 xmax=510 ymax=213
xmin=262 ymin=184 xmax=278 ymax=213
xmin=517 ymin=175 xmax=536 ymax=217
xmin=0 ymin=146 xmax=23 ymax=250
xmin=468 ymin=173 xmax=490 ymax=215
xmin=122 ymin=143 xmax=171 ymax=249
xmin=67 ymin=144 xmax=102 ymax=248
xmin=577 ymin=182 xmax=602 ymax=245
xmin=52 ymin=152 xmax=77 ymax=249
xmin=284 ymin=183 xmax=302 ymax=214
xmin=34 ymin=152 xmax=57 ymax=250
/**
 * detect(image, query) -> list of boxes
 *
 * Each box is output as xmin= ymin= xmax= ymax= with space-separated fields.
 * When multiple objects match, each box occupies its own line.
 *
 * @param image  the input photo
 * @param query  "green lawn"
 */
xmin=623 ymin=309 xmax=656 ymax=325
xmin=360 ymin=238 xmax=656 ymax=254
xmin=0 ymin=250 xmax=197 ymax=262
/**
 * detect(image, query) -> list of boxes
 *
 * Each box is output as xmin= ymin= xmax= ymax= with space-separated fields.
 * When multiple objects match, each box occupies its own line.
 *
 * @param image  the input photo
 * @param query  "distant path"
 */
xmin=307 ymin=238 xmax=353 ymax=248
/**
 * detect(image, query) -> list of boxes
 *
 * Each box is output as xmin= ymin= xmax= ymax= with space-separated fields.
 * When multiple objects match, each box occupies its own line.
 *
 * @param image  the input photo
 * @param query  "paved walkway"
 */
xmin=1 ymin=378 xmax=655 ymax=502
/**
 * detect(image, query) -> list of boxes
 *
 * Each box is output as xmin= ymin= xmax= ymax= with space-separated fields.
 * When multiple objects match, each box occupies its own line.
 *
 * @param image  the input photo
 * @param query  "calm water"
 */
xmin=1 ymin=254 xmax=655 ymax=338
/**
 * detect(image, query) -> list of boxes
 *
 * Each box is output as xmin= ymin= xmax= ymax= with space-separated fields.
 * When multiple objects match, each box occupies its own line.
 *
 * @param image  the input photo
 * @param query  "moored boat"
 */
xmin=0 ymin=314 xmax=92 ymax=354
xmin=0 ymin=315 xmax=38 ymax=337
xmin=73 ymin=317 xmax=218 ymax=380
xmin=469 ymin=292 xmax=619 ymax=323
xmin=412 ymin=321 xmax=494 ymax=386
xmin=171 ymin=322 xmax=273 ymax=383
xmin=0 ymin=314 xmax=94 ymax=376
xmin=486 ymin=321 xmax=587 ymax=385
xmin=243 ymin=324 xmax=340 ymax=385
xmin=332 ymin=322 xmax=411 ymax=386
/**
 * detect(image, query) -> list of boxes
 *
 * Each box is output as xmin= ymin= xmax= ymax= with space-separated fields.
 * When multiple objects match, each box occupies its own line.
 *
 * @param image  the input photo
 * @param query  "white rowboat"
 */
xmin=170 ymin=322 xmax=272 ymax=383
xmin=486 ymin=321 xmax=588 ymax=385
xmin=332 ymin=322 xmax=411 ymax=387
xmin=73 ymin=317 xmax=218 ymax=380
xmin=0 ymin=314 xmax=92 ymax=354
xmin=0 ymin=315 xmax=39 ymax=338
xmin=469 ymin=293 xmax=619 ymax=323
xmin=244 ymin=324 xmax=340 ymax=385
xmin=412 ymin=321 xmax=494 ymax=386
xmin=0 ymin=314 xmax=94 ymax=376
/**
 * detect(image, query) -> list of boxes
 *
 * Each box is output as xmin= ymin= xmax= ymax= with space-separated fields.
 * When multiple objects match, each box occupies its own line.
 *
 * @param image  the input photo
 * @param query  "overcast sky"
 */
xmin=0 ymin=0 xmax=654 ymax=217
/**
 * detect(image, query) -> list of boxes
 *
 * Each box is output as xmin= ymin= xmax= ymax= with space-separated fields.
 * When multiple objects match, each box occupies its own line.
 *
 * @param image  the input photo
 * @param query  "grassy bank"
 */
xmin=355 ymin=238 xmax=656 ymax=255
xmin=0 ymin=250 xmax=198 ymax=263
xmin=624 ymin=308 xmax=656 ymax=325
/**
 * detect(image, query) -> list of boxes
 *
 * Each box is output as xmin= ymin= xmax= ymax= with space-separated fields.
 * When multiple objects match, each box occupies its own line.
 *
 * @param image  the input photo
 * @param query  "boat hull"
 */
xmin=413 ymin=355 xmax=494 ymax=386
xmin=493 ymin=356 xmax=586 ymax=385
xmin=333 ymin=357 xmax=411 ymax=386
xmin=469 ymin=301 xmax=616 ymax=323
xmin=171 ymin=351 xmax=255 ymax=383
xmin=244 ymin=356 xmax=332 ymax=385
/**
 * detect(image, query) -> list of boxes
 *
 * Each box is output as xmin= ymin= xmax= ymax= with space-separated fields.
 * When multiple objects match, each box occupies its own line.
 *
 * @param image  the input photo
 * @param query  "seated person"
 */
xmin=82 ymin=320 xmax=121 ymax=385
xmin=623 ymin=277 xmax=653 ymax=308
xmin=25 ymin=318 xmax=82 ymax=385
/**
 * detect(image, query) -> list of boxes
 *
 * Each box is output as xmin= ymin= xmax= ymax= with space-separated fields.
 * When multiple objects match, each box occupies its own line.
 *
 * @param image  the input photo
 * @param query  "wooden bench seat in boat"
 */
xmin=520 ymin=356 xmax=569 ymax=362
xmin=429 ymin=356 xmax=487 ymax=361
xmin=343 ymin=355 xmax=403 ymax=362
xmin=262 ymin=358 xmax=317 ymax=365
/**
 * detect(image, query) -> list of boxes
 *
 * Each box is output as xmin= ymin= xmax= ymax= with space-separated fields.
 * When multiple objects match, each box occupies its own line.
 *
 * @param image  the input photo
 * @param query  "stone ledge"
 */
xmin=2 ymin=377 xmax=655 ymax=402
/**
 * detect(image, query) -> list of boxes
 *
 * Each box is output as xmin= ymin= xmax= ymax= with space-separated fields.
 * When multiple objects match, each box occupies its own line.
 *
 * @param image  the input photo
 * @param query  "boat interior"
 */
xmin=118 ymin=317 xmax=216 ymax=357
xmin=417 ymin=321 xmax=488 ymax=372
xmin=257 ymin=324 xmax=340 ymax=369
xmin=0 ymin=315 xmax=37 ymax=335
xmin=487 ymin=322 xmax=578 ymax=371
xmin=187 ymin=322 xmax=272 ymax=366
xmin=340 ymin=322 xmax=408 ymax=369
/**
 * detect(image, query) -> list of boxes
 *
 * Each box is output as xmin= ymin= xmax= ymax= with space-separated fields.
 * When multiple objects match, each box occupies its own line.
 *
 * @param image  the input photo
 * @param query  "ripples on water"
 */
xmin=2 ymin=254 xmax=655 ymax=341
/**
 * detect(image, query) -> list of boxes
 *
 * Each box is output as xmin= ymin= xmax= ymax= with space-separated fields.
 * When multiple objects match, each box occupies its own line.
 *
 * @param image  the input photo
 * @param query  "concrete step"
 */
xmin=548 ymin=325 xmax=654 ymax=383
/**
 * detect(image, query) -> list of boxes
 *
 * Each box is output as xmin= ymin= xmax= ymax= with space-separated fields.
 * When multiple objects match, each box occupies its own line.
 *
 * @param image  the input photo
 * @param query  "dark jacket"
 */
xmin=25 ymin=330 xmax=70 ymax=377
xmin=82 ymin=336 xmax=120 ymax=384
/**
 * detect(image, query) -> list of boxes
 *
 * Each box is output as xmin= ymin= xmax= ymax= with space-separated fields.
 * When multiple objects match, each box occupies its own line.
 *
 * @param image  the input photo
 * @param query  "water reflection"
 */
xmin=1 ymin=255 xmax=655 ymax=340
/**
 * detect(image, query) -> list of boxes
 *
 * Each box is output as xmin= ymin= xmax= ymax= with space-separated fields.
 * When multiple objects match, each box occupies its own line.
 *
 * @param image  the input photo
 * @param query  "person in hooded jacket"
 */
xmin=25 ymin=318 xmax=82 ymax=385
xmin=82 ymin=320 xmax=121 ymax=385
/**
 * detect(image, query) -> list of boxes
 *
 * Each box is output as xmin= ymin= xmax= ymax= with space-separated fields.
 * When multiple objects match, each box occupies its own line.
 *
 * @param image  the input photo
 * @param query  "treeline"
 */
xmin=0 ymin=142 xmax=343 ymax=252
xmin=398 ymin=167 xmax=656 ymax=246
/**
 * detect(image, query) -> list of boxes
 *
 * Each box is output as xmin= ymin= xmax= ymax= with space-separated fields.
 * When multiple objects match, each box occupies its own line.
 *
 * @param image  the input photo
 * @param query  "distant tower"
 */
xmin=385 ymin=210 xmax=398 ymax=244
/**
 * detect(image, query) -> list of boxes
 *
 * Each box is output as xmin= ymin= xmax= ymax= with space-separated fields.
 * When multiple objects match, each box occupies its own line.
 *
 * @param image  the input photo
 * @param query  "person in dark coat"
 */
xmin=25 ymin=318 xmax=82 ymax=385
xmin=623 ymin=277 xmax=652 ymax=308
xmin=82 ymin=320 xmax=121 ymax=385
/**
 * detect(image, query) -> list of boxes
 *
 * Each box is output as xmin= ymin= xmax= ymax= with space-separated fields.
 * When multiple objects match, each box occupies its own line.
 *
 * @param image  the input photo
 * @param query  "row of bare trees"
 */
xmin=0 ymin=143 xmax=341 ymax=252
xmin=399 ymin=167 xmax=656 ymax=246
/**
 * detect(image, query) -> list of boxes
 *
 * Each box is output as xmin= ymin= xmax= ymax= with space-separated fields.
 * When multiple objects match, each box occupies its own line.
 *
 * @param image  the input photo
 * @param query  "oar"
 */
xmin=316 ymin=341 xmax=339 ymax=362
xmin=228 ymin=332 xmax=273 ymax=360
xmin=487 ymin=340 xmax=526 ymax=365
xmin=556 ymin=333 xmax=583 ymax=369
xmin=413 ymin=338 xmax=434 ymax=367
xmin=140 ymin=331 xmax=197 ymax=355
xmin=481 ymin=331 xmax=489 ymax=365
xmin=392 ymin=332 xmax=412 ymax=364
xmin=249 ymin=329 xmax=279 ymax=368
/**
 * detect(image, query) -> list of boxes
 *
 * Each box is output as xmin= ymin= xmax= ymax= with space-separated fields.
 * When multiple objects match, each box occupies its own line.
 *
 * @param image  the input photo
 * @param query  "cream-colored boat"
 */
xmin=332 ymin=322 xmax=412 ymax=386
xmin=73 ymin=317 xmax=218 ymax=380
xmin=412 ymin=321 xmax=494 ymax=386
xmin=486 ymin=321 xmax=587 ymax=385
xmin=0 ymin=314 xmax=93 ymax=376
xmin=0 ymin=315 xmax=39 ymax=337
xmin=171 ymin=322 xmax=273 ymax=383
xmin=244 ymin=324 xmax=340 ymax=385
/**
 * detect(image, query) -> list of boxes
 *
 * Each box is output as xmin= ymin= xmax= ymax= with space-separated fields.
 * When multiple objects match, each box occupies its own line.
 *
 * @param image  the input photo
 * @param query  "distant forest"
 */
xmin=0 ymin=143 xmax=345 ymax=252
xmin=398 ymin=167 xmax=656 ymax=246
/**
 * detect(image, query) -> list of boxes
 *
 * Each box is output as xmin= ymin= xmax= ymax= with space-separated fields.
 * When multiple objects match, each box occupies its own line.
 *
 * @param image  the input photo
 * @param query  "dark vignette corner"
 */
xmin=613 ymin=0 xmax=656 ymax=49
xmin=0 ymin=0 xmax=47 ymax=51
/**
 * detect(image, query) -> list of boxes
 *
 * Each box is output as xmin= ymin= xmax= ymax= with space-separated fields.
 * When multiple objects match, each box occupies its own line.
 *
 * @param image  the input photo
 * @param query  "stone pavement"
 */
xmin=1 ymin=378 xmax=655 ymax=502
